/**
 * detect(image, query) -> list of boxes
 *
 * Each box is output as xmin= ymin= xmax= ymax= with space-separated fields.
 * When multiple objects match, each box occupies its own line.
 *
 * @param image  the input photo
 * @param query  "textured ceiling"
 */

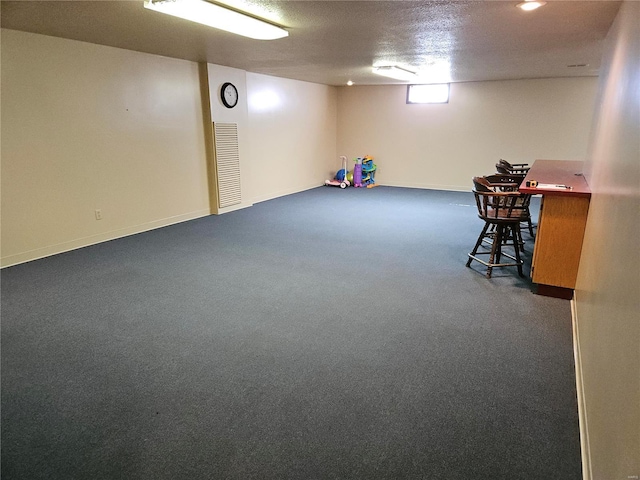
xmin=0 ymin=0 xmax=622 ymax=86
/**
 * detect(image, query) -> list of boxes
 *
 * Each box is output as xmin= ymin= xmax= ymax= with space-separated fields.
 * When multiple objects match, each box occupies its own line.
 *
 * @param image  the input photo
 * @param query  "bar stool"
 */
xmin=496 ymin=159 xmax=530 ymax=175
xmin=485 ymin=173 xmax=535 ymax=237
xmin=466 ymin=176 xmax=531 ymax=278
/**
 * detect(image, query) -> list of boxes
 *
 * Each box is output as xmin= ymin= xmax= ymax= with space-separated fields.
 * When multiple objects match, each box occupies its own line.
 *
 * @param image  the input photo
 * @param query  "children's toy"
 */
xmin=361 ymin=155 xmax=377 ymax=187
xmin=325 ymin=156 xmax=351 ymax=189
xmin=353 ymin=157 xmax=363 ymax=187
xmin=346 ymin=171 xmax=354 ymax=184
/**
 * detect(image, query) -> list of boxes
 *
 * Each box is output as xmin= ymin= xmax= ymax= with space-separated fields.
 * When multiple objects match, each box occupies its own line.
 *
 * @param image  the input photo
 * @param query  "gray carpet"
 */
xmin=1 ymin=186 xmax=581 ymax=479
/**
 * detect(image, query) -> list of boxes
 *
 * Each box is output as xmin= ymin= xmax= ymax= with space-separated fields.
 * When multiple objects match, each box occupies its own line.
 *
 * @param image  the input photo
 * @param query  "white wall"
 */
xmin=1 ymin=29 xmax=211 ymax=267
xmin=573 ymin=2 xmax=640 ymax=479
xmin=0 ymin=29 xmax=600 ymax=268
xmin=205 ymin=63 xmax=251 ymax=213
xmin=245 ymin=72 xmax=337 ymax=204
xmin=337 ymin=78 xmax=598 ymax=191
xmin=1 ymin=30 xmax=338 ymax=266
xmin=201 ymin=67 xmax=337 ymax=210
xmin=201 ymin=65 xmax=338 ymax=211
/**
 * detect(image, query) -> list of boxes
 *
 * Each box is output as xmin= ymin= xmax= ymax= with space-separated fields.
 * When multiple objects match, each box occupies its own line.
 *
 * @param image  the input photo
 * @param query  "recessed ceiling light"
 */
xmin=516 ymin=1 xmax=547 ymax=11
xmin=347 ymin=80 xmax=354 ymax=86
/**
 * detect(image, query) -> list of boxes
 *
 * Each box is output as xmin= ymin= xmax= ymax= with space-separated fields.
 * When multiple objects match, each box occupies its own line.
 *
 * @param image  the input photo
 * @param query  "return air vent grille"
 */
xmin=213 ymin=122 xmax=241 ymax=208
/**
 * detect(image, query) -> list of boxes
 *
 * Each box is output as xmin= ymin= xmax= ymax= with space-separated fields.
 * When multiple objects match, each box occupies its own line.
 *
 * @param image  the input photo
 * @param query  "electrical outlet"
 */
xmin=95 ymin=209 xmax=102 ymax=220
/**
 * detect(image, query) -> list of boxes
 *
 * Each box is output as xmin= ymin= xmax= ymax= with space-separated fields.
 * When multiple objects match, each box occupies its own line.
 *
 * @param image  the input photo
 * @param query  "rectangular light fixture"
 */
xmin=143 ymin=0 xmax=289 ymax=40
xmin=372 ymin=65 xmax=417 ymax=81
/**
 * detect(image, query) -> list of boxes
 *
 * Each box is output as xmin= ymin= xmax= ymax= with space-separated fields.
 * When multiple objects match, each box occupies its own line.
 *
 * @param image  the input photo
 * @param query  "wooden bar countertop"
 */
xmin=519 ymin=160 xmax=591 ymax=198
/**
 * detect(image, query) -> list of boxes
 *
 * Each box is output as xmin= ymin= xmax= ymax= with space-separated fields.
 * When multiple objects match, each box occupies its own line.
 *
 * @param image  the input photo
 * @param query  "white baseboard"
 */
xmin=214 ymin=202 xmax=254 ymax=215
xmin=249 ymin=182 xmax=325 ymax=205
xmin=571 ymin=294 xmax=592 ymax=480
xmin=1 ymin=209 xmax=211 ymax=268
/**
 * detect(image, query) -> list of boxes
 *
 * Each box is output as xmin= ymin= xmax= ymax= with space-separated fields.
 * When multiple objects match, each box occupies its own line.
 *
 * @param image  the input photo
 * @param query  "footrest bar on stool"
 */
xmin=467 ymin=252 xmax=522 ymax=268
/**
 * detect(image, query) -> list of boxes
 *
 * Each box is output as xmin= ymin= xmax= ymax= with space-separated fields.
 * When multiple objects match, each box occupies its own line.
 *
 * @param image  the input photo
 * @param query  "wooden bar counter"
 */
xmin=520 ymin=160 xmax=591 ymax=298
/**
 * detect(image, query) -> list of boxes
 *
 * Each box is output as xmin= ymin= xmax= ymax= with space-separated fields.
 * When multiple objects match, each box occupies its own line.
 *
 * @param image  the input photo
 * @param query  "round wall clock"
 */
xmin=221 ymin=82 xmax=238 ymax=108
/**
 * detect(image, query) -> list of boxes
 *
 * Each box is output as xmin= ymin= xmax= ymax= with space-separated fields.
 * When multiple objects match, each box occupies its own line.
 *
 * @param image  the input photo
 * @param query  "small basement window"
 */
xmin=407 ymin=84 xmax=450 ymax=104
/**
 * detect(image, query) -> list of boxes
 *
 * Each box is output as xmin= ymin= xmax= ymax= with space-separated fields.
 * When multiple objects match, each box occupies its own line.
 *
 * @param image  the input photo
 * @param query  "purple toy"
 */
xmin=353 ymin=157 xmax=363 ymax=187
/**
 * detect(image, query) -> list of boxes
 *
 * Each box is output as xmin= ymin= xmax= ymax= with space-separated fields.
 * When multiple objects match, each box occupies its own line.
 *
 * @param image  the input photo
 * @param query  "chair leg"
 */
xmin=468 ymin=221 xmax=524 ymax=278
xmin=467 ymin=222 xmax=490 ymax=267
xmin=511 ymin=224 xmax=524 ymax=277
xmin=486 ymin=224 xmax=502 ymax=278
xmin=495 ymin=224 xmax=503 ymax=264
xmin=518 ymin=225 xmax=525 ymax=252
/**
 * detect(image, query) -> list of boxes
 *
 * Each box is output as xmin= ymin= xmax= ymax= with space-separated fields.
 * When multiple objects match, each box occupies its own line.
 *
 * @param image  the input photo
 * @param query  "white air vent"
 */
xmin=213 ymin=122 xmax=241 ymax=208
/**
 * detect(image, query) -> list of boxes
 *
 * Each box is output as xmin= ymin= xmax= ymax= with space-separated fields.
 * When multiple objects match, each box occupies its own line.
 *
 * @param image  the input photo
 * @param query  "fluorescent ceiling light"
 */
xmin=517 ymin=1 xmax=547 ymax=11
xmin=372 ymin=65 xmax=417 ymax=81
xmin=144 ymin=0 xmax=288 ymax=40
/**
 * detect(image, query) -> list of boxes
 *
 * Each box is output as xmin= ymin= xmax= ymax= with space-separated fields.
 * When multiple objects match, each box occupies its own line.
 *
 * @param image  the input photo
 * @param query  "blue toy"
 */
xmin=361 ymin=155 xmax=377 ymax=187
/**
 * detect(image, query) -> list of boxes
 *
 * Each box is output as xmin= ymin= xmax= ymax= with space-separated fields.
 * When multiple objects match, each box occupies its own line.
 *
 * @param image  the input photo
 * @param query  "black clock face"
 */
xmin=221 ymin=82 xmax=238 ymax=108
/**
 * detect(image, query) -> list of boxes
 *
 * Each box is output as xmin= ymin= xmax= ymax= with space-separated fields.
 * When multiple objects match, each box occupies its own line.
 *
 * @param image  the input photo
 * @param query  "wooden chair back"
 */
xmin=484 ymin=173 xmax=524 ymax=191
xmin=497 ymin=159 xmax=530 ymax=175
xmin=471 ymin=176 xmax=531 ymax=221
